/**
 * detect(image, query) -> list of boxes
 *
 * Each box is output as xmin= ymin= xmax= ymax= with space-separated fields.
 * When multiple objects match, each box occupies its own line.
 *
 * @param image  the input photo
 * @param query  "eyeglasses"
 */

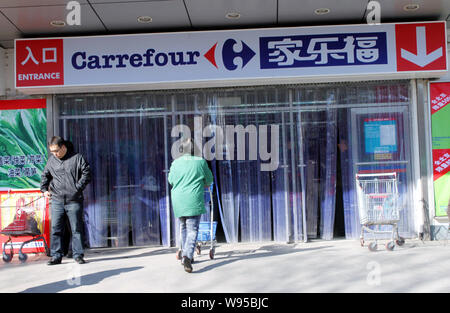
xmin=50 ymin=147 xmax=61 ymax=154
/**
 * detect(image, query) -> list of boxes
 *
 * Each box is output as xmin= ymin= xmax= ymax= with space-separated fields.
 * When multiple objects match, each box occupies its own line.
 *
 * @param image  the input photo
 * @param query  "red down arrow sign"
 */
xmin=396 ymin=22 xmax=446 ymax=71
xmin=400 ymin=27 xmax=442 ymax=67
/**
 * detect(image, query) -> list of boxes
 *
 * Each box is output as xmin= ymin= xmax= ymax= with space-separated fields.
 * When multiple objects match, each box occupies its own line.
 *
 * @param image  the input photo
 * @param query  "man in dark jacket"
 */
xmin=40 ymin=136 xmax=91 ymax=265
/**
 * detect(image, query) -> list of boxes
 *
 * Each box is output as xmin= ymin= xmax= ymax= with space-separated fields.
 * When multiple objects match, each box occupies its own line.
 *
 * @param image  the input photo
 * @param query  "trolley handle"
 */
xmin=0 ymin=196 xmax=45 ymax=209
xmin=204 ymin=183 xmax=213 ymax=193
xmin=356 ymin=172 xmax=397 ymax=179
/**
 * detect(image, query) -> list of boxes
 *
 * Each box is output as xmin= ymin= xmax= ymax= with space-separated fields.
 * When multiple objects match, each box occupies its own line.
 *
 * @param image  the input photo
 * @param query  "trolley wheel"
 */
xmin=386 ymin=241 xmax=395 ymax=251
xmin=175 ymin=249 xmax=182 ymax=260
xmin=2 ymin=252 xmax=12 ymax=263
xmin=18 ymin=252 xmax=28 ymax=263
xmin=360 ymin=238 xmax=365 ymax=247
xmin=196 ymin=244 xmax=201 ymax=255
xmin=396 ymin=237 xmax=405 ymax=246
xmin=209 ymin=248 xmax=215 ymax=260
xmin=368 ymin=242 xmax=377 ymax=252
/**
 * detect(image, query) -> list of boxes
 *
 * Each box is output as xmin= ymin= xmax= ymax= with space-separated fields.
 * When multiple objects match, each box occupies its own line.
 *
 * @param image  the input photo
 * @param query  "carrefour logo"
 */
xmin=70 ymin=38 xmax=257 ymax=72
xmin=204 ymin=39 xmax=256 ymax=71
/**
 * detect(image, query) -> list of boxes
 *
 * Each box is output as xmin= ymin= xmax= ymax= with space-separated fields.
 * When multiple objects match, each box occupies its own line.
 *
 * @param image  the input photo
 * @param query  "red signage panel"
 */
xmin=15 ymin=39 xmax=64 ymax=87
xmin=396 ymin=22 xmax=447 ymax=72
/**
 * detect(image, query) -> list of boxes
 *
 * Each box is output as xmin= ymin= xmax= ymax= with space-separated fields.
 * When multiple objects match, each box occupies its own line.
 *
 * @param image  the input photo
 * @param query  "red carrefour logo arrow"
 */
xmin=204 ymin=42 xmax=218 ymax=68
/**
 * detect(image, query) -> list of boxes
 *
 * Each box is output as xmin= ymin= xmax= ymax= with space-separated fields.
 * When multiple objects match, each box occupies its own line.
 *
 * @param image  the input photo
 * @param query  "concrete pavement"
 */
xmin=0 ymin=238 xmax=449 ymax=293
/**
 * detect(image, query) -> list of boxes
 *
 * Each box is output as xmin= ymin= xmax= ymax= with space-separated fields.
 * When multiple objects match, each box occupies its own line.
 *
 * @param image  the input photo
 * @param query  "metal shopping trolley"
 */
xmin=195 ymin=183 xmax=217 ymax=259
xmin=176 ymin=184 xmax=217 ymax=260
xmin=356 ymin=172 xmax=405 ymax=252
xmin=0 ymin=196 xmax=50 ymax=263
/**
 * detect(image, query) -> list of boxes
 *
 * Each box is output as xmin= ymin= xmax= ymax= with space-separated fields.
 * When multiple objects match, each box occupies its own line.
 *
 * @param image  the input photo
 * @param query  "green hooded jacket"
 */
xmin=168 ymin=155 xmax=213 ymax=218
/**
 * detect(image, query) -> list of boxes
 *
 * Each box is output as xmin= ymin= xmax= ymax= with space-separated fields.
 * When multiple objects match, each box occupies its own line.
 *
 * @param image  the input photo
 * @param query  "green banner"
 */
xmin=0 ymin=99 xmax=47 ymax=189
xmin=429 ymin=82 xmax=450 ymax=217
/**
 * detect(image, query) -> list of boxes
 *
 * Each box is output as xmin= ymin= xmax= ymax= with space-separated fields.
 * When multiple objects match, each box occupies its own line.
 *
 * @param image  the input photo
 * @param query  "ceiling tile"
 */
xmin=278 ymin=0 xmax=367 ymax=25
xmin=0 ymin=12 xmax=21 ymax=40
xmin=1 ymin=4 xmax=106 ymax=35
xmin=0 ymin=0 xmax=89 ymax=7
xmin=91 ymin=1 xmax=191 ymax=31
xmin=185 ymin=0 xmax=277 ymax=28
xmin=88 ymin=0 xmax=172 ymax=3
xmin=377 ymin=0 xmax=446 ymax=21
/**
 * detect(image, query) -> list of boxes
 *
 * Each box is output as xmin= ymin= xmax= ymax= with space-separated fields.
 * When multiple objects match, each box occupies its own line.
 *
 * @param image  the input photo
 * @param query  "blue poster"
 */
xmin=364 ymin=118 xmax=397 ymax=154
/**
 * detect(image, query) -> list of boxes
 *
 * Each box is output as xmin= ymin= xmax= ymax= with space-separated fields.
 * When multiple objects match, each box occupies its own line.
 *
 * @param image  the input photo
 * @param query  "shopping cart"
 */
xmin=355 ymin=172 xmax=405 ymax=251
xmin=0 ymin=196 xmax=50 ymax=263
xmin=196 ymin=184 xmax=217 ymax=259
xmin=176 ymin=184 xmax=217 ymax=260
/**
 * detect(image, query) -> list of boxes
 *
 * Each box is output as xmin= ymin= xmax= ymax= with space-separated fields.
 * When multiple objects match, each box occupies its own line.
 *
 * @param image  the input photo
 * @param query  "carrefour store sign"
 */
xmin=15 ymin=21 xmax=447 ymax=93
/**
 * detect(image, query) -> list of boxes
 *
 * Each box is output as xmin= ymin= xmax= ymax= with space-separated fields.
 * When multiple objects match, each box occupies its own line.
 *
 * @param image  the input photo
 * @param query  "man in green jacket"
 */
xmin=168 ymin=138 xmax=213 ymax=273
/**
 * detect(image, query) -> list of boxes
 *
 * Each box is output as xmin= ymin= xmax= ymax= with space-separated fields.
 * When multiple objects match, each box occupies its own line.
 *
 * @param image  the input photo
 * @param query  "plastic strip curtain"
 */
xmin=237 ymin=112 xmax=271 ymax=242
xmin=339 ymin=108 xmax=357 ymax=239
xmin=59 ymin=94 xmax=166 ymax=248
xmin=272 ymin=112 xmax=290 ymax=242
xmin=57 ymin=82 xmax=415 ymax=246
xmin=67 ymin=115 xmax=107 ymax=248
xmin=298 ymin=95 xmax=337 ymax=240
xmin=209 ymin=101 xmax=240 ymax=243
xmin=319 ymin=94 xmax=337 ymax=240
xmin=208 ymin=95 xmax=272 ymax=243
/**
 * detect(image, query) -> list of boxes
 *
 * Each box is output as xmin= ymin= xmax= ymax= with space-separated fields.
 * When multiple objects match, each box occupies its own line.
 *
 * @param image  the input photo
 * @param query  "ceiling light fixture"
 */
xmin=137 ymin=16 xmax=153 ymax=23
xmin=314 ymin=8 xmax=330 ymax=15
xmin=50 ymin=20 xmax=66 ymax=27
xmin=225 ymin=12 xmax=241 ymax=20
xmin=403 ymin=4 xmax=419 ymax=11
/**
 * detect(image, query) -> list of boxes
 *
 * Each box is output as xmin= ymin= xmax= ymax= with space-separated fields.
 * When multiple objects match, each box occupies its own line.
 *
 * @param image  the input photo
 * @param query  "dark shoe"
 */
xmin=180 ymin=257 xmax=194 ymax=265
xmin=74 ymin=256 xmax=86 ymax=264
xmin=65 ymin=251 xmax=73 ymax=259
xmin=47 ymin=257 xmax=62 ymax=265
xmin=182 ymin=257 xmax=192 ymax=273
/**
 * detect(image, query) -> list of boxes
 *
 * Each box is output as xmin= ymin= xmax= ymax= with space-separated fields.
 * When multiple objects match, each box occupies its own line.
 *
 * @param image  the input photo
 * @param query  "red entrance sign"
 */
xmin=15 ymin=39 xmax=64 ymax=87
xmin=395 ymin=22 xmax=446 ymax=72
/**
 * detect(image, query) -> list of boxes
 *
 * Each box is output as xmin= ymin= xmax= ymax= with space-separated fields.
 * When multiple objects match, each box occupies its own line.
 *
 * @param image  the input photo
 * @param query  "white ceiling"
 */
xmin=0 ymin=0 xmax=449 ymax=49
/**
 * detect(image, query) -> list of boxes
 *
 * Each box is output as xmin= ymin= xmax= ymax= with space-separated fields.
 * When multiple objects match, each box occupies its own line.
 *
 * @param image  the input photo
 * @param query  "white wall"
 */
xmin=0 ymin=47 xmax=5 ymax=96
xmin=4 ymin=48 xmax=20 ymax=98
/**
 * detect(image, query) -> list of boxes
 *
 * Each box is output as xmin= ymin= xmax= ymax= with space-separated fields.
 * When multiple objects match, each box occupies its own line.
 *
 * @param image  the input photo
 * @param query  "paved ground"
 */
xmin=0 ymin=238 xmax=449 ymax=293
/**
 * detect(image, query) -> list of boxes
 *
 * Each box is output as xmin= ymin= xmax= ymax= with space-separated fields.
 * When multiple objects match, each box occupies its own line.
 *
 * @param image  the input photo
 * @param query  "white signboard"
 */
xmin=15 ymin=21 xmax=447 ymax=93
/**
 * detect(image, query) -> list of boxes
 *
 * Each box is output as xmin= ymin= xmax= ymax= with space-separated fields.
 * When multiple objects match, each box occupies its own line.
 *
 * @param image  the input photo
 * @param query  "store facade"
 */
xmin=11 ymin=21 xmax=448 ymax=248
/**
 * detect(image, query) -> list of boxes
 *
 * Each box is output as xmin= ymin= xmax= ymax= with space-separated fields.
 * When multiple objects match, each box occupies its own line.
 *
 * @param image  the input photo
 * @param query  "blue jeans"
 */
xmin=50 ymin=200 xmax=84 ymax=260
xmin=179 ymin=215 xmax=201 ymax=260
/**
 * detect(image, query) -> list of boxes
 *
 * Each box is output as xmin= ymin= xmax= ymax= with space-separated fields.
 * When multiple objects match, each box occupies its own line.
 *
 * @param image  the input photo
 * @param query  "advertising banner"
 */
xmin=429 ymin=82 xmax=450 ymax=217
xmin=0 ymin=190 xmax=50 ymax=254
xmin=15 ymin=21 xmax=447 ymax=92
xmin=0 ymin=99 xmax=47 ymax=189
